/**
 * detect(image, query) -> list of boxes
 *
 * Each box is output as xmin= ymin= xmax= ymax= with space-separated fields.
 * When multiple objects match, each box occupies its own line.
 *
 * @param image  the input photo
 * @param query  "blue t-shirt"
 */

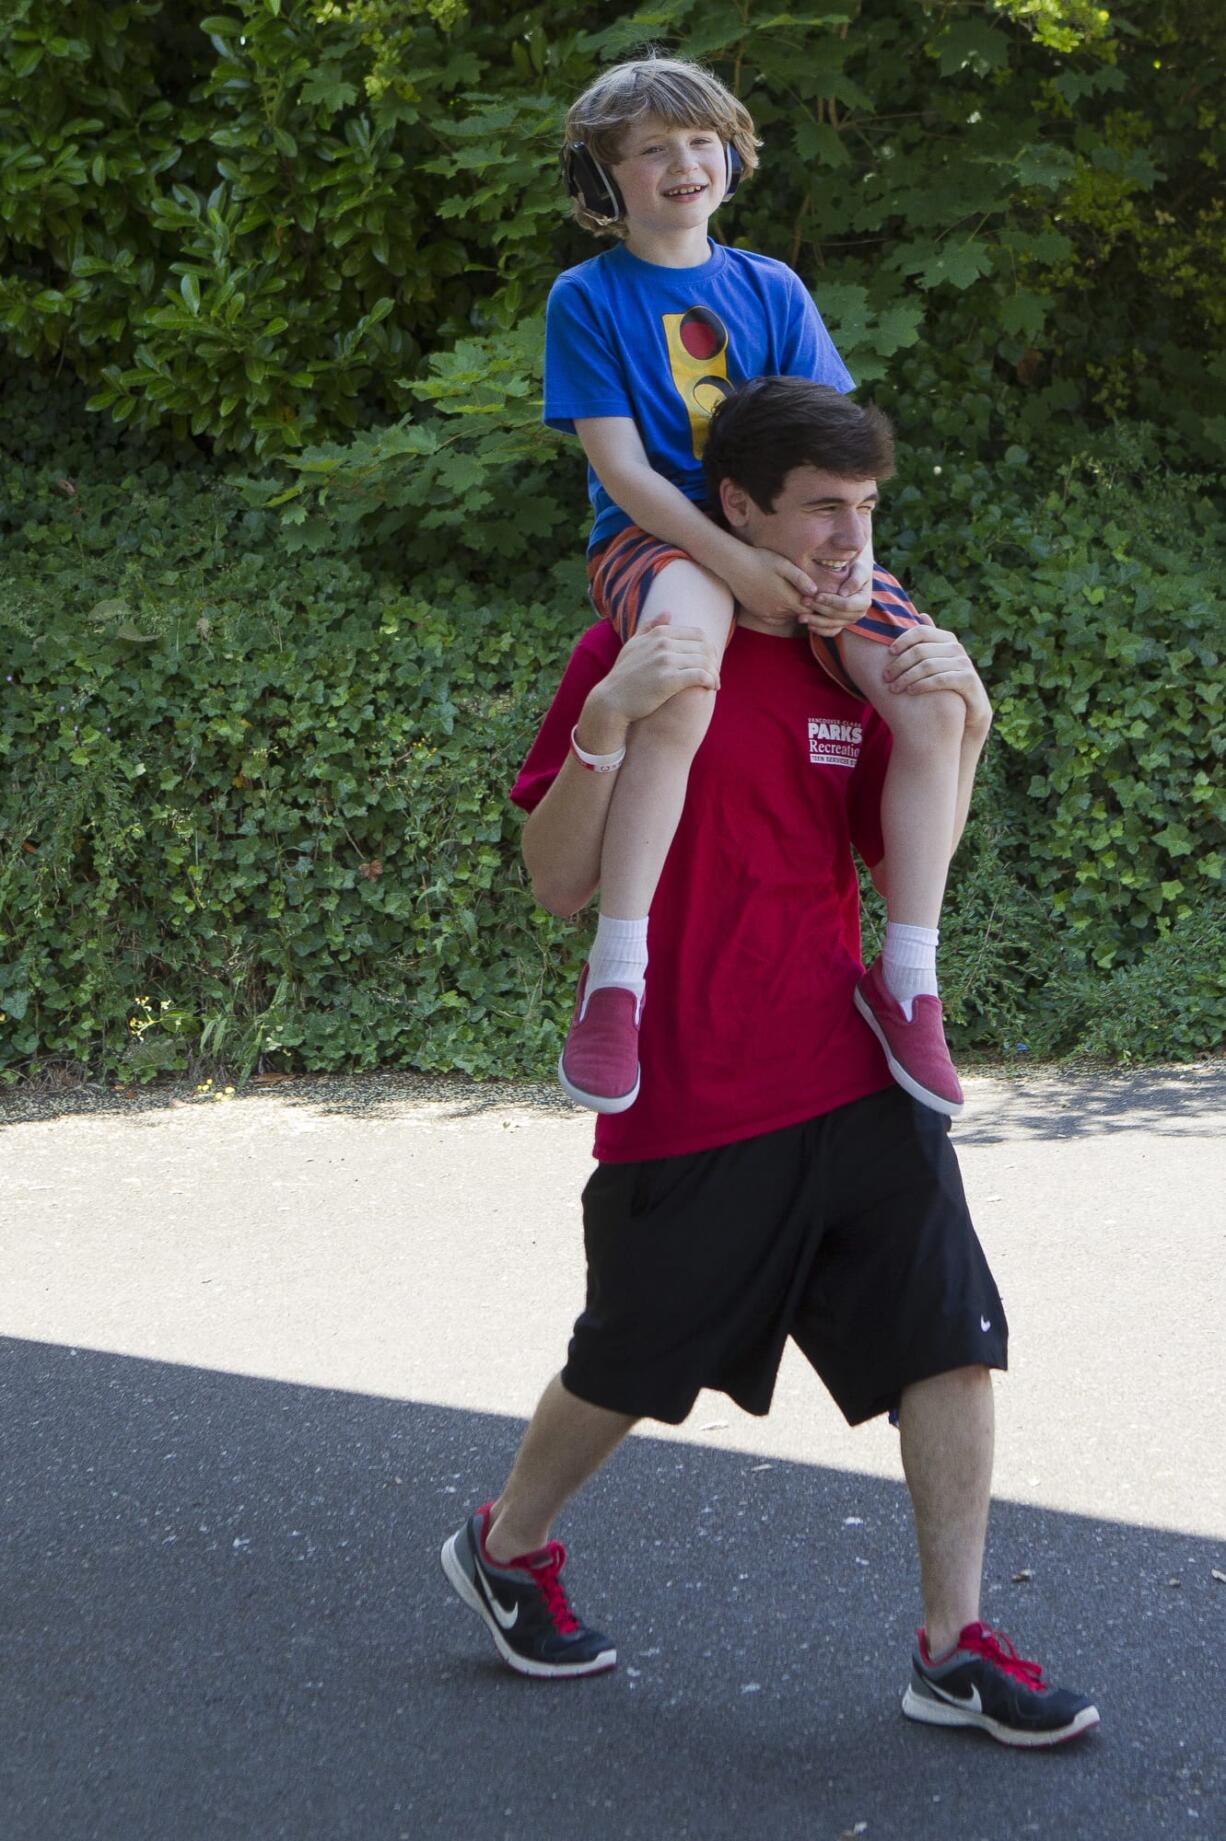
xmin=544 ymin=240 xmax=855 ymax=551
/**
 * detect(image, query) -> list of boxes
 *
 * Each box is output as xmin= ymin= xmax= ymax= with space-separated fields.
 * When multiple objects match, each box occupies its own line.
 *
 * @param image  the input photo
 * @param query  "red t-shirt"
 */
xmin=511 ymin=623 xmax=894 ymax=1162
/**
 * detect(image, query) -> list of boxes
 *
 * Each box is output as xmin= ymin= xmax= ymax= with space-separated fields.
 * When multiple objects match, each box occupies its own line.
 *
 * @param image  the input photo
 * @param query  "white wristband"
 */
xmin=570 ymin=724 xmax=627 ymax=773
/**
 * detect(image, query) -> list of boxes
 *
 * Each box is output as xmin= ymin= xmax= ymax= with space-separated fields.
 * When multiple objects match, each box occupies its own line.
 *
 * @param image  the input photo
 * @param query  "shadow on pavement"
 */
xmin=949 ymin=1064 xmax=1225 ymax=1145
xmin=0 ymin=1071 xmax=578 ymax=1131
xmin=3 ymin=1336 xmax=1220 ymax=1841
xmin=5 ymin=1065 xmax=1222 ymax=1141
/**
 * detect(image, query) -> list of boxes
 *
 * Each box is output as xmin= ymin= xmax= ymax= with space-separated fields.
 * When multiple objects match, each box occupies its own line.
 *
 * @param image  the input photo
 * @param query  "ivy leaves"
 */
xmin=3 ymin=359 xmax=1223 ymax=1084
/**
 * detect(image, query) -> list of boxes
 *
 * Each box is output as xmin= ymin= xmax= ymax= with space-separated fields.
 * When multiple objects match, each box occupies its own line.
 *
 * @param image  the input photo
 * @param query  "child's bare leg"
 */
xmin=842 ymin=632 xmax=965 ymax=938
xmin=597 ymin=561 xmax=731 ymax=921
xmin=559 ymin=560 xmax=731 ymax=1113
xmin=840 ymin=631 xmax=966 ymax=1114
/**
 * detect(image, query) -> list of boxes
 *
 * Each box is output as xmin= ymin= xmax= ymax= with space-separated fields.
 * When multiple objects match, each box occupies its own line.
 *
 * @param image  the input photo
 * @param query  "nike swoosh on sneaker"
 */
xmin=479 ymin=1571 xmax=519 ymax=1631
xmin=931 ymin=1680 xmax=983 ymax=1713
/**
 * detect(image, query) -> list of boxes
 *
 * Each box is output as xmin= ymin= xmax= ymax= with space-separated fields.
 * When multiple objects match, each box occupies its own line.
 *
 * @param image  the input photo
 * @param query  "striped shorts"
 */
xmin=586 ymin=521 xmax=927 ymax=694
xmin=585 ymin=524 xmax=698 ymax=645
xmin=809 ymin=563 xmax=927 ymax=696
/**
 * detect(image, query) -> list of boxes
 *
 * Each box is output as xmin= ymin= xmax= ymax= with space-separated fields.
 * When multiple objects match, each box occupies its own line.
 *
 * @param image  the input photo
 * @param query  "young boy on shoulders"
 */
xmin=546 ymin=54 xmax=966 ymax=1119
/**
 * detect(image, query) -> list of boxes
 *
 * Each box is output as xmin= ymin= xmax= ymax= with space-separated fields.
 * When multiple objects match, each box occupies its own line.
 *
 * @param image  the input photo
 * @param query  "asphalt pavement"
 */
xmin=2 ymin=1064 xmax=1223 ymax=1841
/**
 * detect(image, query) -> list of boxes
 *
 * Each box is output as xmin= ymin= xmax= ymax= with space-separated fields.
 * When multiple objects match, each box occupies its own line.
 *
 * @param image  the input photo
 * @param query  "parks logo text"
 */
xmin=809 ymin=716 xmax=862 ymax=769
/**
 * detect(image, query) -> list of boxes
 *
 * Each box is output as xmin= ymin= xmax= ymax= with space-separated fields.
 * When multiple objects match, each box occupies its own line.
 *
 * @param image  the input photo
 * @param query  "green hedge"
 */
xmin=2 ymin=371 xmax=1223 ymax=1084
xmin=0 ymin=372 xmax=582 ymax=1081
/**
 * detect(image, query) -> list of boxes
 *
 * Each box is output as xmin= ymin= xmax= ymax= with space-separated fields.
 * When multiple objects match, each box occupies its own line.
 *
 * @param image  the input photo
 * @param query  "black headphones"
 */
xmin=561 ymin=139 xmax=742 ymax=220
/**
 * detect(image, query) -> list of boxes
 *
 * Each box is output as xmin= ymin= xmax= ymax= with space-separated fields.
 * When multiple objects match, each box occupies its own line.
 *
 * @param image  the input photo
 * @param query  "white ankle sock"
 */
xmin=882 ymin=922 xmax=940 ymax=1019
xmin=587 ymin=913 xmax=648 ymax=999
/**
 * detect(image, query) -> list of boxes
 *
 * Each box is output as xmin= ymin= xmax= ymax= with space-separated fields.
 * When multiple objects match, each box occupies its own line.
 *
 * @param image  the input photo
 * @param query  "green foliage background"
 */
xmin=1 ymin=0 xmax=1223 ymax=1084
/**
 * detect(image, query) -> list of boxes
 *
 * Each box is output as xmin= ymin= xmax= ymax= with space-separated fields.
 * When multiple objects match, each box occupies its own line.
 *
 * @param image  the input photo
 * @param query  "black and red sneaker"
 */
xmin=440 ymin=1503 xmax=616 ymax=1679
xmin=902 ymin=1621 xmax=1099 ymax=1747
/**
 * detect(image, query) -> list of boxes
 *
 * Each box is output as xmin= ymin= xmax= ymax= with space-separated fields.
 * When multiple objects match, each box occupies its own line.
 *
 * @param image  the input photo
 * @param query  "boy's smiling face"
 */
xmin=721 ymin=466 xmax=878 ymax=593
xmin=609 ymin=114 xmax=729 ymax=245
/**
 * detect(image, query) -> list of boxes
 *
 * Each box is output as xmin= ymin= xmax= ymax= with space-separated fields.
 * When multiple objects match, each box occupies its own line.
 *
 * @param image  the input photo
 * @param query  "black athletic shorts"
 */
xmin=563 ymin=1085 xmax=1007 ymax=1427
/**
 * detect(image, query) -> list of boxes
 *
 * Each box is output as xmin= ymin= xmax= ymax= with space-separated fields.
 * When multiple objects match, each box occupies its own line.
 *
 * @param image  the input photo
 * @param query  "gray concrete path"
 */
xmin=2 ymin=1066 xmax=1224 ymax=1840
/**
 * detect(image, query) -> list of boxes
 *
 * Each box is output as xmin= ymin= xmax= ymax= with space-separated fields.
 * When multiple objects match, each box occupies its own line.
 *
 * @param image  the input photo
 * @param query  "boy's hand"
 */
xmin=884 ymin=615 xmax=993 ymax=736
xmin=583 ymin=613 xmax=721 ymax=743
xmin=722 ymin=544 xmax=822 ymax=622
xmin=799 ymin=544 xmax=874 ymax=638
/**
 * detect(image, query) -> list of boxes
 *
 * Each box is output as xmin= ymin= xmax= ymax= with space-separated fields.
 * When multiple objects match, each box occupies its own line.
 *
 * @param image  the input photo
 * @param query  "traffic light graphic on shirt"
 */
xmin=662 ymin=306 xmax=732 ymax=458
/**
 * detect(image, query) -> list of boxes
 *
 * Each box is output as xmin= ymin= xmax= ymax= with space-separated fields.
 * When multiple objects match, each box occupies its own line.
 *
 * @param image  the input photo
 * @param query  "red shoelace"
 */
xmin=528 ymin=1543 xmax=580 ymax=1636
xmin=960 ymin=1622 xmax=1046 ymax=1689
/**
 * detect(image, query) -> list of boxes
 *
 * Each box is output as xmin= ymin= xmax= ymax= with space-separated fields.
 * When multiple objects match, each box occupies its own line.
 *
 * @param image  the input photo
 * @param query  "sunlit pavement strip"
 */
xmin=3 ymin=1067 xmax=1223 ymax=1539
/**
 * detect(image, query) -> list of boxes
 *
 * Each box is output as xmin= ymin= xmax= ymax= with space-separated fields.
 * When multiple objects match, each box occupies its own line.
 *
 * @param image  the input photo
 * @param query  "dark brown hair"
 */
xmin=702 ymin=377 xmax=896 ymax=511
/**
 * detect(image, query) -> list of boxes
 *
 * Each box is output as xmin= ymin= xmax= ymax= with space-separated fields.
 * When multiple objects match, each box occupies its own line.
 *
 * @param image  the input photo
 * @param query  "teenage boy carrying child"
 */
xmin=546 ymin=54 xmax=968 ymax=1117
xmin=440 ymin=375 xmax=1101 ymax=1746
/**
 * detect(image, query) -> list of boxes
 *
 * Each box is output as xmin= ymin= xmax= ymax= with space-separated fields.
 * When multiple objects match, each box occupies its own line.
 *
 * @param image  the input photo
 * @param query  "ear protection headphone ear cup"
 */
xmin=561 ymin=143 xmax=625 ymax=220
xmin=724 ymin=142 xmax=743 ymax=200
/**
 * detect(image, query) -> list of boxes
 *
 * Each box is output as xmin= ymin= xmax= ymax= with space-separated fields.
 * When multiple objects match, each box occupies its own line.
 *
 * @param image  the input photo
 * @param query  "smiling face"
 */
xmin=608 ymin=115 xmax=728 ymax=248
xmin=720 ymin=466 xmax=878 ymax=589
